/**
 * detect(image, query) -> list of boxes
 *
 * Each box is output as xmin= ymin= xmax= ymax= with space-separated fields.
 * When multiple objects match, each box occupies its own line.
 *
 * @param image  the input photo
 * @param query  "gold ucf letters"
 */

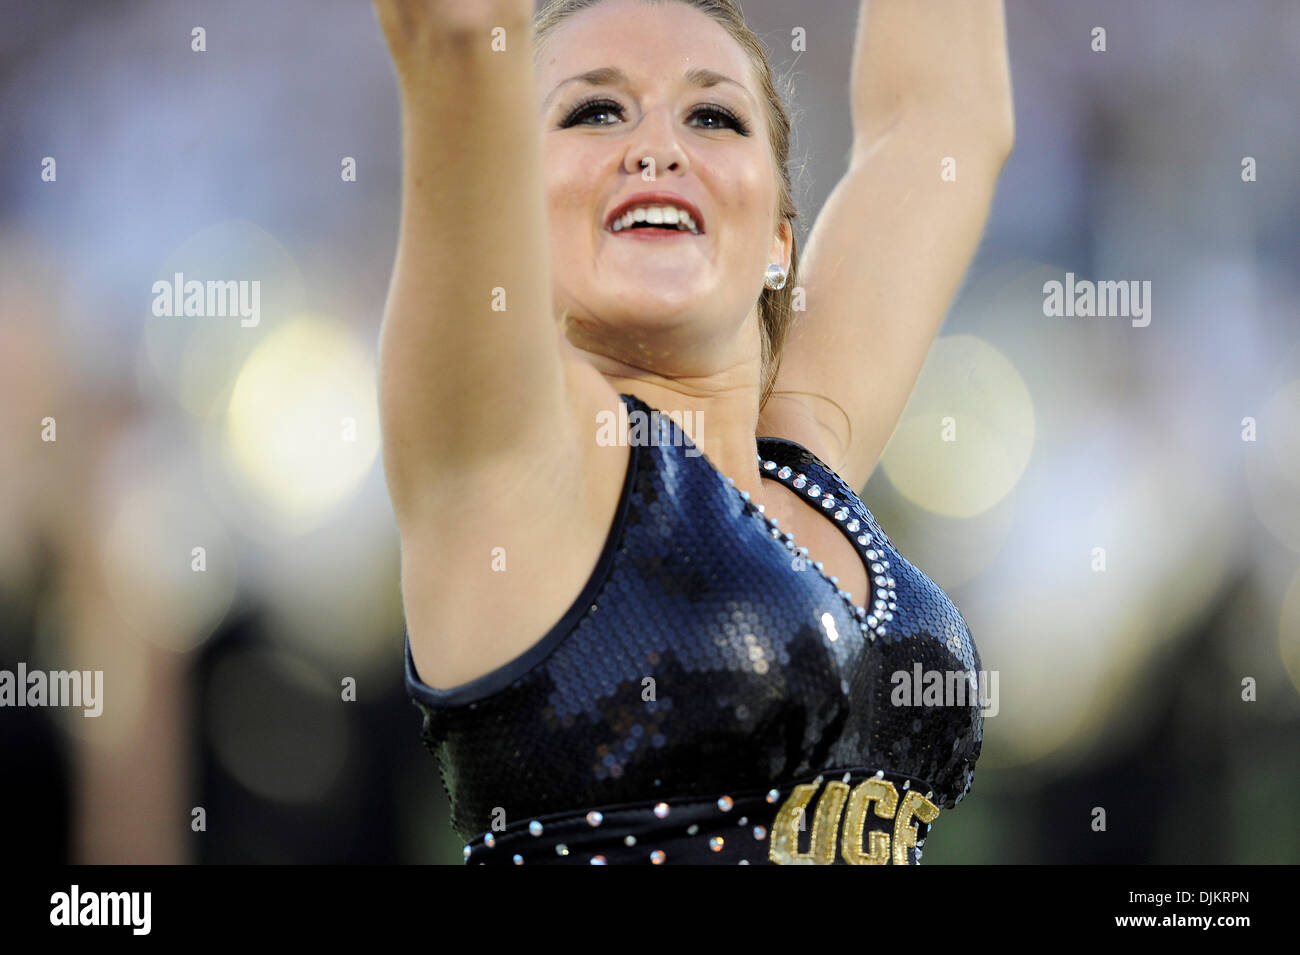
xmin=769 ymin=776 xmax=939 ymax=865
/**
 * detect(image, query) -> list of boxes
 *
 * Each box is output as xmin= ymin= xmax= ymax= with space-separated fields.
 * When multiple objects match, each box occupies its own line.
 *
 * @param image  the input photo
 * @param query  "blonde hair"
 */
xmin=534 ymin=0 xmax=801 ymax=410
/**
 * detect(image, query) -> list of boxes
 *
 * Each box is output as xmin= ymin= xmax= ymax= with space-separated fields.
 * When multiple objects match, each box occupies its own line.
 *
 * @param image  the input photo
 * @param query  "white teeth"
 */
xmin=610 ymin=204 xmax=700 ymax=234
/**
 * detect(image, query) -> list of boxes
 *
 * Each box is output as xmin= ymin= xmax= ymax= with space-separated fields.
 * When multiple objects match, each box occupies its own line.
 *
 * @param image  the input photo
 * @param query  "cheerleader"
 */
xmin=373 ymin=0 xmax=1012 ymax=864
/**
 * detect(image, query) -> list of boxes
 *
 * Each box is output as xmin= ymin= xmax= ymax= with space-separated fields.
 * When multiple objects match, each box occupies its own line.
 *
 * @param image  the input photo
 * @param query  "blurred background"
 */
xmin=1 ymin=0 xmax=1296 ymax=864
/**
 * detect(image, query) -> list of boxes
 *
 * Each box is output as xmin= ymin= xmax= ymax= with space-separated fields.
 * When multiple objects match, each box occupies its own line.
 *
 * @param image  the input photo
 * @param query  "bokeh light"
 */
xmin=879 ymin=334 xmax=1036 ymax=519
xmin=206 ymin=647 xmax=352 ymax=805
xmin=142 ymin=219 xmax=307 ymax=418
xmin=218 ymin=314 xmax=380 ymax=538
xmin=1244 ymin=378 xmax=1300 ymax=553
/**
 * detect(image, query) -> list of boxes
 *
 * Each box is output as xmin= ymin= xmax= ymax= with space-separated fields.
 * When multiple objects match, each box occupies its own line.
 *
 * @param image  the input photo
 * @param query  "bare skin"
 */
xmin=374 ymin=0 xmax=1012 ymax=689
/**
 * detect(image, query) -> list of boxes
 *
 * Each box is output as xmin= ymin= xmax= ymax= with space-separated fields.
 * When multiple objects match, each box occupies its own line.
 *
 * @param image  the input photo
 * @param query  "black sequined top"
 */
xmin=405 ymin=392 xmax=983 ymax=865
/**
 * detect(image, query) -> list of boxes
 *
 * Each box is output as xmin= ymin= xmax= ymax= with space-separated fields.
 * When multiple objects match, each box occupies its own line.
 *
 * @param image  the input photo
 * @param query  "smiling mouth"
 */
xmin=608 ymin=206 xmax=703 ymax=235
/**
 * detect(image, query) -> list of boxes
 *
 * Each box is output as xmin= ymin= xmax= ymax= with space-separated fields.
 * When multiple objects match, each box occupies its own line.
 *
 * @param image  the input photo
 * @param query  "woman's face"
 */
xmin=536 ymin=0 xmax=790 ymax=374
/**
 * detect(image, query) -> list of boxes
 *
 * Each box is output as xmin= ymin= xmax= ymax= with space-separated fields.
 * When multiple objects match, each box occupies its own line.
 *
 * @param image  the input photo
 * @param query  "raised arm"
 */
xmin=374 ymin=0 xmax=639 ymax=689
xmin=373 ymin=0 xmax=595 ymax=521
xmin=757 ymin=0 xmax=1014 ymax=490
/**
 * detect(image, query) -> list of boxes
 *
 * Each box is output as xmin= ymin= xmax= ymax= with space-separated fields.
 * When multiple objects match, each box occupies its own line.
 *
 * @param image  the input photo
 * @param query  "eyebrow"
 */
xmin=542 ymin=66 xmax=754 ymax=110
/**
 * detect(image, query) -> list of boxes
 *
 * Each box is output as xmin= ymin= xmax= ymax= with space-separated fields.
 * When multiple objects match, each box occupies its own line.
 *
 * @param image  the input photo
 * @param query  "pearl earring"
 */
xmin=764 ymin=264 xmax=788 ymax=291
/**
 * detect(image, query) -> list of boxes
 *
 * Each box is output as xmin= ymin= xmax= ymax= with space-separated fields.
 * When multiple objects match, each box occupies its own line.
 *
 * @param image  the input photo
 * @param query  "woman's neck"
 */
xmin=573 ymin=356 xmax=768 ymax=503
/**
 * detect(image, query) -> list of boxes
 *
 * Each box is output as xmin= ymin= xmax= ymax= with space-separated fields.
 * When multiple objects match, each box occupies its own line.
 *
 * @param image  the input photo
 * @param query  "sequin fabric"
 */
xmin=405 ymin=392 xmax=983 ymax=864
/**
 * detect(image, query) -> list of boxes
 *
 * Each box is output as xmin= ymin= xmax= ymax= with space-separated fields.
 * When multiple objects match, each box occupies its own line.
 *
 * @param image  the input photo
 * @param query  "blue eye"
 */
xmin=562 ymin=98 xmax=623 ymax=127
xmin=561 ymin=98 xmax=750 ymax=136
xmin=691 ymin=106 xmax=750 ymax=135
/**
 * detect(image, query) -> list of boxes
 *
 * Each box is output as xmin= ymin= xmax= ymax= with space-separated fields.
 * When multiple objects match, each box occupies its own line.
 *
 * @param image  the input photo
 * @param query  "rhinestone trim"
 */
xmin=746 ymin=453 xmax=891 ymax=640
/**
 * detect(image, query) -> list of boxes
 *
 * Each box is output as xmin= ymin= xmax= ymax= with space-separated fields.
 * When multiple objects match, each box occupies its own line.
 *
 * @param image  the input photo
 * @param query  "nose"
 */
xmin=622 ymin=105 xmax=689 ymax=178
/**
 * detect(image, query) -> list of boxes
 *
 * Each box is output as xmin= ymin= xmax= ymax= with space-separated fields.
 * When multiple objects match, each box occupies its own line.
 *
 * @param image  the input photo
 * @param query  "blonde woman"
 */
xmin=375 ymin=0 xmax=1012 ymax=864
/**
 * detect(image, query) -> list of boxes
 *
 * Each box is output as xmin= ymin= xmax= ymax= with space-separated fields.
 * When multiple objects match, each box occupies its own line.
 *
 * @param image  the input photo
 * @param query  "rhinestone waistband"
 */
xmin=461 ymin=766 xmax=943 ymax=865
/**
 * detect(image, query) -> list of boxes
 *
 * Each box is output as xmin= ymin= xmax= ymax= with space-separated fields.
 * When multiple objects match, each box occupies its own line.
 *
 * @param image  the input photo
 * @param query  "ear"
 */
xmin=769 ymin=217 xmax=793 ymax=273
